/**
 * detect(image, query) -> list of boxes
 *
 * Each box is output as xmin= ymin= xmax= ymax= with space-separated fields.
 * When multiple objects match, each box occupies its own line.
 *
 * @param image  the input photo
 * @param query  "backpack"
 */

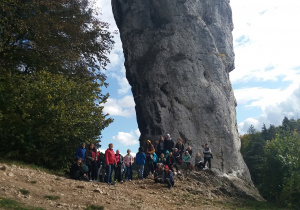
xmin=153 ymin=152 xmax=158 ymax=163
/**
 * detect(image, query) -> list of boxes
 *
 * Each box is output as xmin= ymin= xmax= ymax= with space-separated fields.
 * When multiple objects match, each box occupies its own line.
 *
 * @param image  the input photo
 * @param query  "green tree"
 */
xmin=0 ymin=72 xmax=113 ymax=170
xmin=0 ymin=0 xmax=114 ymax=80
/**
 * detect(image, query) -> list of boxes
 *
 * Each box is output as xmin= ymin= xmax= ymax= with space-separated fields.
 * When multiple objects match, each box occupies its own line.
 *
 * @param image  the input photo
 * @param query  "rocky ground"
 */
xmin=0 ymin=162 xmax=263 ymax=210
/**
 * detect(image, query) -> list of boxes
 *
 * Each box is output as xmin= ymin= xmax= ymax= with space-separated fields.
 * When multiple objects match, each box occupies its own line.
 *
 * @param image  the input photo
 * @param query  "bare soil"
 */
xmin=0 ymin=163 xmax=262 ymax=210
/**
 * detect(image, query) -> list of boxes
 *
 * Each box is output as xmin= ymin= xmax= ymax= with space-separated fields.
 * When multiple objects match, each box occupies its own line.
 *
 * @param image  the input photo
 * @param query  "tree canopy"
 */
xmin=0 ymin=0 xmax=114 ymax=170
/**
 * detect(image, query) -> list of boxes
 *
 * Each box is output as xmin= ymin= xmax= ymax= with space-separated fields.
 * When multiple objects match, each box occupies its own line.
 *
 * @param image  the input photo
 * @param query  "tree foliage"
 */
xmin=0 ymin=0 xmax=114 ymax=170
xmin=241 ymin=117 xmax=300 ymax=208
xmin=0 ymin=72 xmax=113 ymax=170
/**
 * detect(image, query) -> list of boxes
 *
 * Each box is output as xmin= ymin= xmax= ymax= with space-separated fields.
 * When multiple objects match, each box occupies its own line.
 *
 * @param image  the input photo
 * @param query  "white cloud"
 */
xmin=230 ymin=0 xmax=300 ymax=134
xmin=110 ymin=66 xmax=131 ymax=94
xmin=237 ymin=84 xmax=300 ymax=134
xmin=112 ymin=129 xmax=140 ymax=146
xmin=103 ymin=95 xmax=135 ymax=117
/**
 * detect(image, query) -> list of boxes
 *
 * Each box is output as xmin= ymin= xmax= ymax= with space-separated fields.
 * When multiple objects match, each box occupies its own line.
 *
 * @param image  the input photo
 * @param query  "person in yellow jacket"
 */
xmin=144 ymin=140 xmax=155 ymax=177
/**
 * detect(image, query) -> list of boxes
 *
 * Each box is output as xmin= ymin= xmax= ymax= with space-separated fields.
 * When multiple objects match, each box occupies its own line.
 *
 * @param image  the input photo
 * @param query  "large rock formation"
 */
xmin=112 ymin=0 xmax=251 ymax=182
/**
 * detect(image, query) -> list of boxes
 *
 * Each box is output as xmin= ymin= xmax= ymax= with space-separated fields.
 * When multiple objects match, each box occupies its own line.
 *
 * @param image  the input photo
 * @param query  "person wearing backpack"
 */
xmin=203 ymin=143 xmax=212 ymax=169
xmin=136 ymin=147 xmax=146 ymax=179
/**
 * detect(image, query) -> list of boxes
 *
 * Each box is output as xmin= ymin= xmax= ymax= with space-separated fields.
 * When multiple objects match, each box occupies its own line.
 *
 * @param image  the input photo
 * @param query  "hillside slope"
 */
xmin=0 ymin=163 xmax=263 ymax=210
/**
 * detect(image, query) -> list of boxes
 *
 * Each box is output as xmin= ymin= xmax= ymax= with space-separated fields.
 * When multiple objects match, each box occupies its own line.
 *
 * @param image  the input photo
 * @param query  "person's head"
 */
xmin=116 ymin=149 xmax=120 ymax=155
xmin=177 ymin=138 xmax=181 ymax=143
xmin=155 ymin=140 xmax=159 ymax=145
xmin=164 ymin=165 xmax=169 ymax=172
xmin=174 ymin=148 xmax=178 ymax=153
xmin=196 ymin=153 xmax=200 ymax=157
xmin=138 ymin=147 xmax=144 ymax=153
xmin=166 ymin=134 xmax=170 ymax=139
xmin=147 ymin=140 xmax=151 ymax=145
xmin=90 ymin=144 xmax=94 ymax=150
xmin=109 ymin=143 xmax=113 ymax=149
xmin=185 ymin=151 xmax=189 ymax=155
xmin=188 ymin=146 xmax=191 ymax=150
xmin=205 ymin=143 xmax=209 ymax=148
xmin=76 ymin=158 xmax=83 ymax=166
xmin=160 ymin=153 xmax=164 ymax=158
xmin=81 ymin=143 xmax=85 ymax=148
xmin=160 ymin=136 xmax=164 ymax=141
xmin=157 ymin=163 xmax=162 ymax=169
xmin=127 ymin=149 xmax=131 ymax=155
xmin=169 ymin=152 xmax=173 ymax=157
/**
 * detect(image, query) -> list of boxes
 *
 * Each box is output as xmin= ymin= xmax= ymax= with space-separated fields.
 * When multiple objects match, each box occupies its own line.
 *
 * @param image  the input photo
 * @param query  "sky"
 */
xmin=96 ymin=0 xmax=300 ymax=156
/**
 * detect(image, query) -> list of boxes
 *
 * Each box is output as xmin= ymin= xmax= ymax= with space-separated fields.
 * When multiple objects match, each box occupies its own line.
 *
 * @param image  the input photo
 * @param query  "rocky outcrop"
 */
xmin=112 ymin=0 xmax=251 ymax=182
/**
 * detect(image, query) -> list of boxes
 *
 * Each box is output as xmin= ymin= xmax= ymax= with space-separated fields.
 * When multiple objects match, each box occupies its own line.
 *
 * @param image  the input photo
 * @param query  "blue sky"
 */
xmin=96 ymin=0 xmax=300 ymax=155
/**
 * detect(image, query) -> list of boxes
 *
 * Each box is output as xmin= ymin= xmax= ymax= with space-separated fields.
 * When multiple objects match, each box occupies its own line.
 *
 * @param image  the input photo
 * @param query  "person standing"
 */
xmin=124 ymin=149 xmax=134 ymax=181
xmin=157 ymin=136 xmax=165 ymax=157
xmin=105 ymin=143 xmax=117 ymax=185
xmin=175 ymin=138 xmax=184 ymax=158
xmin=203 ymin=143 xmax=212 ymax=169
xmin=136 ymin=147 xmax=146 ymax=179
xmin=85 ymin=144 xmax=97 ymax=181
xmin=75 ymin=143 xmax=86 ymax=162
xmin=114 ymin=149 xmax=124 ymax=183
xmin=145 ymin=140 xmax=155 ymax=177
xmin=165 ymin=134 xmax=174 ymax=152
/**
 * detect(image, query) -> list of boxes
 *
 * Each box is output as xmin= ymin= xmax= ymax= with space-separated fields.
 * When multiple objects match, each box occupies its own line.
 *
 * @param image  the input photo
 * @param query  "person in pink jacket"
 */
xmin=124 ymin=149 xmax=134 ymax=181
xmin=105 ymin=143 xmax=117 ymax=185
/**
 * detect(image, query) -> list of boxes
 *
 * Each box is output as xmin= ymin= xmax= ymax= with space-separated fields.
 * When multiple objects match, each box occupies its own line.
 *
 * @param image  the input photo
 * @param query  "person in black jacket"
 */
xmin=164 ymin=134 xmax=174 ymax=153
xmin=70 ymin=158 xmax=88 ymax=180
xmin=166 ymin=152 xmax=178 ymax=172
xmin=175 ymin=138 xmax=185 ymax=158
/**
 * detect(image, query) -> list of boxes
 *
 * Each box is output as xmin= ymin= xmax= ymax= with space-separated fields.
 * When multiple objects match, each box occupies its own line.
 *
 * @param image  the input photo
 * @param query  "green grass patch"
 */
xmin=85 ymin=205 xmax=104 ymax=210
xmin=19 ymin=189 xmax=30 ymax=195
xmin=44 ymin=195 xmax=60 ymax=200
xmin=0 ymin=197 xmax=44 ymax=210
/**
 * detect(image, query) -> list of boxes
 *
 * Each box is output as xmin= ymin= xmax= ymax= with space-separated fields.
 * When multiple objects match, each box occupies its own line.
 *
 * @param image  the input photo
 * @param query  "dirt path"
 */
xmin=0 ymin=163 xmax=254 ymax=209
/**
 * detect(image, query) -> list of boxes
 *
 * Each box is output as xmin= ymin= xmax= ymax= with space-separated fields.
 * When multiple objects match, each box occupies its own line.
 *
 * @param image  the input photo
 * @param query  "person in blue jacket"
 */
xmin=75 ymin=143 xmax=86 ymax=162
xmin=136 ymin=147 xmax=146 ymax=179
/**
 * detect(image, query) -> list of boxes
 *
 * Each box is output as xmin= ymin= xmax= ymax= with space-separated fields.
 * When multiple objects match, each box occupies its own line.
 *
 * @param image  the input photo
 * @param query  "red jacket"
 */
xmin=105 ymin=148 xmax=117 ymax=165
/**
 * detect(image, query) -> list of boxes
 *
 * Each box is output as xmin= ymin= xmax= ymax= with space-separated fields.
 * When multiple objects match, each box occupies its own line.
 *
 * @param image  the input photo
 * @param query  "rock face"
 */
xmin=112 ymin=0 xmax=251 ymax=182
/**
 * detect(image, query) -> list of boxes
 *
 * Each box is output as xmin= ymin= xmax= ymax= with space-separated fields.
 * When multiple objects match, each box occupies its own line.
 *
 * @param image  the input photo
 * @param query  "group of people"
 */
xmin=70 ymin=134 xmax=213 ymax=190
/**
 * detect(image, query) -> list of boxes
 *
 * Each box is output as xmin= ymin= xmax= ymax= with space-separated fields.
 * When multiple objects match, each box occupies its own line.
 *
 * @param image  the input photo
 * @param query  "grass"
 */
xmin=0 ymin=158 xmax=66 ymax=177
xmin=19 ymin=189 xmax=30 ymax=195
xmin=0 ymin=197 xmax=44 ymax=210
xmin=44 ymin=195 xmax=60 ymax=200
xmin=85 ymin=205 xmax=105 ymax=210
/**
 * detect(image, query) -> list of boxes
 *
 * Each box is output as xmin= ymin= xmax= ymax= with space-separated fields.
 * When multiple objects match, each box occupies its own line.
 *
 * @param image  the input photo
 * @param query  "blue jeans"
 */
xmin=138 ymin=165 xmax=144 ymax=178
xmin=125 ymin=166 xmax=132 ymax=180
xmin=107 ymin=164 xmax=115 ymax=184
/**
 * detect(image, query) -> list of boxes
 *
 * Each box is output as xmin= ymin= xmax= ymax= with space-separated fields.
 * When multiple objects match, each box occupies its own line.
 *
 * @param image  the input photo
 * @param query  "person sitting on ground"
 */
xmin=166 ymin=152 xmax=178 ymax=172
xmin=163 ymin=165 xmax=174 ymax=189
xmin=157 ymin=153 xmax=166 ymax=165
xmin=173 ymin=148 xmax=182 ymax=165
xmin=182 ymin=150 xmax=192 ymax=168
xmin=203 ymin=143 xmax=212 ymax=169
xmin=195 ymin=153 xmax=204 ymax=170
xmin=136 ymin=147 xmax=146 ymax=179
xmin=70 ymin=158 xmax=88 ymax=180
xmin=164 ymin=150 xmax=170 ymax=158
xmin=154 ymin=163 xmax=165 ymax=183
xmin=175 ymin=138 xmax=184 ymax=158
xmin=75 ymin=142 xmax=86 ymax=163
xmin=114 ymin=149 xmax=124 ymax=183
xmin=124 ymin=149 xmax=134 ymax=181
xmin=186 ymin=146 xmax=193 ymax=157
